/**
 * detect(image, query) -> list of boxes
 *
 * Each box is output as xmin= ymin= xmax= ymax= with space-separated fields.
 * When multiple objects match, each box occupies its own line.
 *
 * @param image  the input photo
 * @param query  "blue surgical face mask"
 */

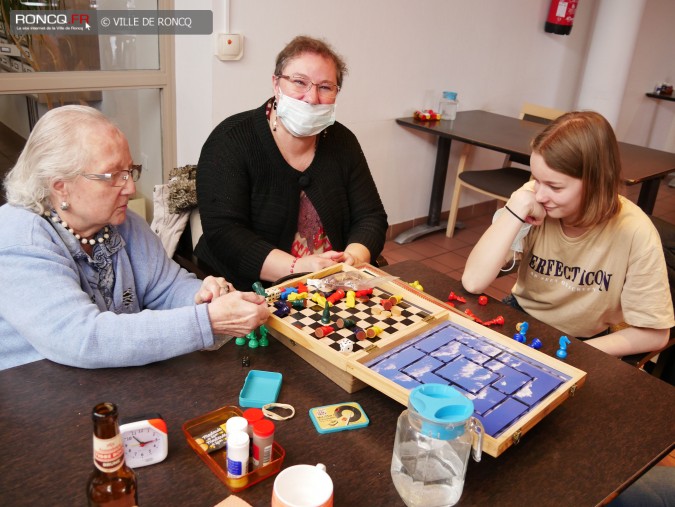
xmin=276 ymin=90 xmax=336 ymax=137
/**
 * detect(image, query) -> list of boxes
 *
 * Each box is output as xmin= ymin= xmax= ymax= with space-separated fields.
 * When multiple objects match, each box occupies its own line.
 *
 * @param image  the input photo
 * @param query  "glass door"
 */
xmin=0 ymin=0 xmax=176 ymax=220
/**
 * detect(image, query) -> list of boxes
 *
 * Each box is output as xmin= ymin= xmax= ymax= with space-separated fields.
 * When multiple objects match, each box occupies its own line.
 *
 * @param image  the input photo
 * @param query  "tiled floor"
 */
xmin=382 ymin=178 xmax=675 ymax=302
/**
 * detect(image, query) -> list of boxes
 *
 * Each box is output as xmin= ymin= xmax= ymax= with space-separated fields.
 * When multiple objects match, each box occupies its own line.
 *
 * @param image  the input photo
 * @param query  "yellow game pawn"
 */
xmin=409 ymin=280 xmax=424 ymax=291
xmin=366 ymin=326 xmax=383 ymax=339
xmin=312 ymin=293 xmax=328 ymax=308
xmin=346 ymin=290 xmax=356 ymax=308
xmin=288 ymin=292 xmax=307 ymax=301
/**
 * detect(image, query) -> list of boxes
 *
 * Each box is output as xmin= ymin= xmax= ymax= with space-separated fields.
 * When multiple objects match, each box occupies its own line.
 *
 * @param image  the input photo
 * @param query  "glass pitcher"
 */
xmin=391 ymin=384 xmax=484 ymax=507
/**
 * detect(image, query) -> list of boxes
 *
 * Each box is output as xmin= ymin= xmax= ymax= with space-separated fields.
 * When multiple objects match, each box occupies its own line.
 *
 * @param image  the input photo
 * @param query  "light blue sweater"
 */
xmin=0 ymin=204 xmax=214 ymax=370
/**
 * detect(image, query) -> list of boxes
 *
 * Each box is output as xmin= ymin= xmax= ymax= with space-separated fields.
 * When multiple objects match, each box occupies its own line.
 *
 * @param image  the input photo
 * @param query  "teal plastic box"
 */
xmin=239 ymin=370 xmax=282 ymax=408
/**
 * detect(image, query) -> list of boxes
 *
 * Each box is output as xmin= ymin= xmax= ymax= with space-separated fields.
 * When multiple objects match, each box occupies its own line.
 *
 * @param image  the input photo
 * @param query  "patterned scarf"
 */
xmin=46 ymin=209 xmax=124 ymax=310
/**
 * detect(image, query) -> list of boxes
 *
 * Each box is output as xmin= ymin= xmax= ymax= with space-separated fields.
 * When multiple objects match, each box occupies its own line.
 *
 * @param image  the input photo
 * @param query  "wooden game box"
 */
xmin=264 ymin=264 xmax=586 ymax=457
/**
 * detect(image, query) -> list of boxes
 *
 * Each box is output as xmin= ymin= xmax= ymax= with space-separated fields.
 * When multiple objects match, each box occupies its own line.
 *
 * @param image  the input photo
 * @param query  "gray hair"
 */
xmin=3 ymin=105 xmax=120 ymax=214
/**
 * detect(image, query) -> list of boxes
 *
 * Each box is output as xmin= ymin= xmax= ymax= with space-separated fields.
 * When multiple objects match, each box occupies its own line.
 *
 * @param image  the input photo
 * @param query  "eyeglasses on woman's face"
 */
xmin=80 ymin=165 xmax=142 ymax=187
xmin=276 ymin=73 xmax=340 ymax=100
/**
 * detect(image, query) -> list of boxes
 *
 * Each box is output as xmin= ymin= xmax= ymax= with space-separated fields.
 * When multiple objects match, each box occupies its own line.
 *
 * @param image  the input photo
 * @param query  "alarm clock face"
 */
xmin=120 ymin=418 xmax=168 ymax=468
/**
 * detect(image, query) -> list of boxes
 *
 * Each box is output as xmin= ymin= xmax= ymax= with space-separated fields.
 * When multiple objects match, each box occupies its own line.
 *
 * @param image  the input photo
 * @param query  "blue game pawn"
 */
xmin=520 ymin=322 xmax=529 ymax=336
xmin=556 ymin=335 xmax=570 ymax=359
xmin=280 ymin=287 xmax=298 ymax=300
xmin=513 ymin=333 xmax=526 ymax=343
xmin=529 ymin=338 xmax=542 ymax=350
xmin=273 ymin=300 xmax=290 ymax=317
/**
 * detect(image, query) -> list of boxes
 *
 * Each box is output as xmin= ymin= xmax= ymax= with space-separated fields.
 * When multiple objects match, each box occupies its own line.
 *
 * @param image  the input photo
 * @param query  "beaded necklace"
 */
xmin=44 ymin=210 xmax=110 ymax=246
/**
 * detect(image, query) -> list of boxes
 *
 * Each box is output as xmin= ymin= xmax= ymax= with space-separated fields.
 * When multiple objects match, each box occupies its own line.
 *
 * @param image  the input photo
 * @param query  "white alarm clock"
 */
xmin=119 ymin=413 xmax=169 ymax=468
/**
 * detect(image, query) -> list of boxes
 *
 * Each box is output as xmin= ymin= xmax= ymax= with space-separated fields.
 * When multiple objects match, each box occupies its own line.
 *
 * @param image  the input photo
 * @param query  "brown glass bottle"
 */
xmin=87 ymin=402 xmax=138 ymax=507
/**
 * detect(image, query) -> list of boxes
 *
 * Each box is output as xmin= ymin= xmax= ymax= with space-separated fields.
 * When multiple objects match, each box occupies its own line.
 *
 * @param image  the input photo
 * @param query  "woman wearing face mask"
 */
xmin=195 ymin=35 xmax=388 ymax=290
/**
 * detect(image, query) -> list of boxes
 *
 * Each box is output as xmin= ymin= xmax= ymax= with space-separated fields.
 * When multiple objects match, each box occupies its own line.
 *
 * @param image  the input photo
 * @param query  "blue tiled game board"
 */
xmin=364 ymin=321 xmax=571 ymax=437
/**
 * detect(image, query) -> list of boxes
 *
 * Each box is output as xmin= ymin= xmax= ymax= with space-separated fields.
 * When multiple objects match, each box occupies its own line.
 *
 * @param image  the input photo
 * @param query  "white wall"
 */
xmin=175 ymin=0 xmax=673 ymax=227
xmin=616 ymin=0 xmax=675 ymax=152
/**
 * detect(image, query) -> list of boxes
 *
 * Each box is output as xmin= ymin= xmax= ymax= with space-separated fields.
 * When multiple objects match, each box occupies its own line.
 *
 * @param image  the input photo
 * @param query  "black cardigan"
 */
xmin=195 ymin=101 xmax=388 ymax=290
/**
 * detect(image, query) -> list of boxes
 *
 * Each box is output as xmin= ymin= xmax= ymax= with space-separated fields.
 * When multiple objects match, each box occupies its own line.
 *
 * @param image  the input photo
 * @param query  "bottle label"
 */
xmin=227 ymin=456 xmax=245 ymax=477
xmin=93 ymin=435 xmax=125 ymax=473
xmin=253 ymin=443 xmax=273 ymax=467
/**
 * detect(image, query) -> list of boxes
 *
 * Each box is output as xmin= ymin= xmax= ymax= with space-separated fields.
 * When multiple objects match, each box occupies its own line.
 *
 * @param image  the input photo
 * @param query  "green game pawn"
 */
xmin=258 ymin=325 xmax=269 ymax=347
xmin=252 ymin=281 xmax=267 ymax=297
xmin=337 ymin=318 xmax=356 ymax=329
xmin=259 ymin=324 xmax=269 ymax=339
xmin=235 ymin=336 xmax=246 ymax=346
xmin=321 ymin=301 xmax=331 ymax=324
xmin=291 ymin=299 xmax=306 ymax=310
xmin=246 ymin=330 xmax=259 ymax=348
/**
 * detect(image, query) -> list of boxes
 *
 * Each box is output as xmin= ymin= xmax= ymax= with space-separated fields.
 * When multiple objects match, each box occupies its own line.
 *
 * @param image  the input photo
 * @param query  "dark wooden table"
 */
xmin=1 ymin=261 xmax=673 ymax=506
xmin=395 ymin=111 xmax=675 ymax=243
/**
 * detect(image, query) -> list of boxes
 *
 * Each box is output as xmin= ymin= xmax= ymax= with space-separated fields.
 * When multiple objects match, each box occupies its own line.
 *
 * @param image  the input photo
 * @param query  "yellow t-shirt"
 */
xmin=513 ymin=196 xmax=674 ymax=337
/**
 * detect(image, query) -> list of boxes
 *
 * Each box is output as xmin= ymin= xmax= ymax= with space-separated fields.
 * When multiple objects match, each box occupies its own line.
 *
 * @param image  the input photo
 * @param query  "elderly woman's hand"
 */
xmin=206 ymin=291 xmax=269 ymax=337
xmin=194 ymin=276 xmax=235 ymax=304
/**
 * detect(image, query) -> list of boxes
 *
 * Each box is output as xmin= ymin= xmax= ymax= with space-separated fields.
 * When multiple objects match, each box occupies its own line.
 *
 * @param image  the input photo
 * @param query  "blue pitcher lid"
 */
xmin=409 ymin=384 xmax=474 ymax=439
xmin=442 ymin=91 xmax=458 ymax=100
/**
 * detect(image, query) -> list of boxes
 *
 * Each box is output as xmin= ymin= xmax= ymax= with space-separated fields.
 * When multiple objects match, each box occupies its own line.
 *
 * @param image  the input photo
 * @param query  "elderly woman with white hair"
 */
xmin=0 ymin=105 xmax=269 ymax=370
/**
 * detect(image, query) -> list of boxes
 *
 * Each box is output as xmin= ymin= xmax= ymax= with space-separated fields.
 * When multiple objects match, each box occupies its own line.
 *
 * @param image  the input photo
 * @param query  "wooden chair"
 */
xmin=445 ymin=103 xmax=566 ymax=237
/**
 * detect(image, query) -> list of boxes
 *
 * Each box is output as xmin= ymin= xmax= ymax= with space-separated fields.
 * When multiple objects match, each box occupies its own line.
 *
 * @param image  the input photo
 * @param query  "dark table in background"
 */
xmin=1 ymin=261 xmax=674 ymax=506
xmin=395 ymin=111 xmax=675 ymax=243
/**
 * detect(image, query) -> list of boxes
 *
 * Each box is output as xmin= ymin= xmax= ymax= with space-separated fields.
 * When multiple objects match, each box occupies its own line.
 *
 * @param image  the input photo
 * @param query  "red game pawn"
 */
xmin=464 ymin=309 xmax=483 ymax=324
xmin=354 ymin=327 xmax=367 ymax=341
xmin=448 ymin=292 xmax=467 ymax=304
xmin=296 ymin=282 xmax=308 ymax=294
xmin=381 ymin=299 xmax=393 ymax=311
xmin=478 ymin=295 xmax=488 ymax=306
xmin=315 ymin=325 xmax=334 ymax=338
xmin=327 ymin=289 xmax=345 ymax=304
xmin=483 ymin=315 xmax=505 ymax=326
xmin=355 ymin=288 xmax=373 ymax=298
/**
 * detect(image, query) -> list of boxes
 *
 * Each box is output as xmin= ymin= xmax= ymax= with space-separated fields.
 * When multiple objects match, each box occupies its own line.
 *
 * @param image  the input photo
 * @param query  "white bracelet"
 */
xmin=262 ymin=403 xmax=295 ymax=420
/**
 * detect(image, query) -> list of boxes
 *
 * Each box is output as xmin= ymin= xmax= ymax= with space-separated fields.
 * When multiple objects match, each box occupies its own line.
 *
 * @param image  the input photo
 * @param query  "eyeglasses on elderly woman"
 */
xmin=80 ymin=165 xmax=142 ymax=187
xmin=276 ymin=73 xmax=340 ymax=100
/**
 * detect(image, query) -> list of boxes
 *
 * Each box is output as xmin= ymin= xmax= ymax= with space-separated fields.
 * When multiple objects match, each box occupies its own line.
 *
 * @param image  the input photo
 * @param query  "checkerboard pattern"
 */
xmin=280 ymin=287 xmax=433 ymax=353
